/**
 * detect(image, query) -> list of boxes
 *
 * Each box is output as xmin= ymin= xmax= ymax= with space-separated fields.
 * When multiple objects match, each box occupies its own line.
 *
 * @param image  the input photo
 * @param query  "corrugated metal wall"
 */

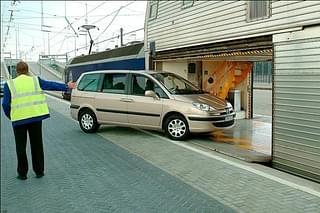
xmin=146 ymin=1 xmax=320 ymax=52
xmin=273 ymin=26 xmax=320 ymax=182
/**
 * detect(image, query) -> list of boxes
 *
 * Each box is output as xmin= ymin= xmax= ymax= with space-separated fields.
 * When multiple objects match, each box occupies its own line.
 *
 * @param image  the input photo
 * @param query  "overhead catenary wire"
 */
xmin=94 ymin=9 xmax=121 ymax=41
xmin=4 ymin=43 xmax=35 ymax=47
xmin=58 ymin=36 xmax=67 ymax=53
xmin=74 ymin=2 xmax=96 ymax=7
xmin=122 ymin=6 xmax=143 ymax=14
xmin=2 ymin=2 xmax=20 ymax=50
xmin=11 ymin=14 xmax=144 ymax=20
xmin=2 ymin=1 xmax=146 ymax=58
xmin=64 ymin=27 xmax=143 ymax=55
xmin=95 ymin=27 xmax=143 ymax=46
xmin=94 ymin=1 xmax=134 ymax=41
xmin=18 ymin=28 xmax=44 ymax=39
xmin=92 ymin=2 xmax=133 ymax=25
xmin=7 ymin=25 xmax=62 ymax=33
xmin=18 ymin=8 xmax=58 ymax=16
xmin=3 ymin=21 xmax=54 ymax=28
xmin=63 ymin=2 xmax=136 ymax=56
xmin=49 ymin=31 xmax=78 ymax=51
xmin=49 ymin=2 xmax=106 ymax=42
xmin=1 ymin=4 xmax=8 ymax=39
xmin=69 ymin=2 xmax=106 ymax=26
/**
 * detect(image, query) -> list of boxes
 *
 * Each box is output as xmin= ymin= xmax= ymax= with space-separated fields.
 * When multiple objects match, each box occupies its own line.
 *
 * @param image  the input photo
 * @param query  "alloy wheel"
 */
xmin=168 ymin=119 xmax=187 ymax=138
xmin=81 ymin=113 xmax=94 ymax=130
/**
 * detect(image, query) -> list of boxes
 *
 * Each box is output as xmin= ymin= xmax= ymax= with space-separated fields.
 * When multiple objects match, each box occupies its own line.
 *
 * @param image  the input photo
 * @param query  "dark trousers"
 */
xmin=13 ymin=121 xmax=44 ymax=176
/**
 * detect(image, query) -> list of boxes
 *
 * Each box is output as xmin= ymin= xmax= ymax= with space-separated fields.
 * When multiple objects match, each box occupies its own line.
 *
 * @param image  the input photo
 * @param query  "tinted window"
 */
xmin=78 ymin=73 xmax=102 ymax=92
xmin=102 ymin=73 xmax=127 ymax=94
xmin=131 ymin=74 xmax=168 ymax=98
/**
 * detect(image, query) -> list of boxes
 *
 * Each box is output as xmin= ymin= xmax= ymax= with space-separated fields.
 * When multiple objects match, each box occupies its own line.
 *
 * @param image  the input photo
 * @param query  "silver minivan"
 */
xmin=70 ymin=70 xmax=235 ymax=140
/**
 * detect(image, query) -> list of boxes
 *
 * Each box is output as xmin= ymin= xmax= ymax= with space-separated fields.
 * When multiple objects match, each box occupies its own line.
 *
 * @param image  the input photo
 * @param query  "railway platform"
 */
xmin=1 ymin=95 xmax=320 ymax=212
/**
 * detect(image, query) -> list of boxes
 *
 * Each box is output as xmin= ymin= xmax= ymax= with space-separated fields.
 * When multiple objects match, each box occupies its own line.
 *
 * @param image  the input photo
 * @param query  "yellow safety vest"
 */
xmin=7 ymin=75 xmax=49 ymax=122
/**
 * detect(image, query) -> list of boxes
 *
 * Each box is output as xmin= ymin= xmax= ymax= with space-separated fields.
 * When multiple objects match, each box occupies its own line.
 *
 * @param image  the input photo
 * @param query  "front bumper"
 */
xmin=187 ymin=112 xmax=236 ymax=133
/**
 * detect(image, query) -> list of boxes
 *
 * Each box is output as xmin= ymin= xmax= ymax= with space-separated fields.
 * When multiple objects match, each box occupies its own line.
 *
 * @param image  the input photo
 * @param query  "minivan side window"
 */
xmin=102 ymin=73 xmax=127 ymax=94
xmin=131 ymin=74 xmax=168 ymax=98
xmin=78 ymin=73 xmax=102 ymax=92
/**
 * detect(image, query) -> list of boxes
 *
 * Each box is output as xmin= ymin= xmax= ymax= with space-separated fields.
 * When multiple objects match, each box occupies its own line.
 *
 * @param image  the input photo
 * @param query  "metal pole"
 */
xmin=85 ymin=3 xmax=88 ymax=24
xmin=85 ymin=3 xmax=88 ymax=52
xmin=43 ymin=32 xmax=46 ymax=55
xmin=48 ymin=32 xmax=50 ymax=55
xmin=41 ymin=0 xmax=43 ymax=31
xmin=120 ymin=28 xmax=123 ymax=47
xmin=18 ymin=24 xmax=20 ymax=59
xmin=15 ymin=28 xmax=18 ymax=59
xmin=41 ymin=0 xmax=45 ymax=55
xmin=88 ymin=30 xmax=93 ymax=54
xmin=74 ymin=36 xmax=77 ymax=57
xmin=39 ymin=55 xmax=42 ymax=77
xmin=1 ymin=5 xmax=3 ymax=59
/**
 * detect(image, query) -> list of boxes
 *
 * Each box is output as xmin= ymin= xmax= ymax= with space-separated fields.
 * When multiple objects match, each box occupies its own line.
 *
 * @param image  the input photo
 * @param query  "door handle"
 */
xmin=120 ymin=98 xmax=133 ymax=102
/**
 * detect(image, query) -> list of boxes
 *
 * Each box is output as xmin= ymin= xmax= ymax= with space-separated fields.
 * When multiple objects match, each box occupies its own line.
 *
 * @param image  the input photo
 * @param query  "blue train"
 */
xmin=63 ymin=42 xmax=145 ymax=99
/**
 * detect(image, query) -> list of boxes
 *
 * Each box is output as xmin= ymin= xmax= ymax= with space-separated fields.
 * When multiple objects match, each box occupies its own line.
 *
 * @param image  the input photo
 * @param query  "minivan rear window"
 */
xmin=78 ymin=73 xmax=102 ymax=92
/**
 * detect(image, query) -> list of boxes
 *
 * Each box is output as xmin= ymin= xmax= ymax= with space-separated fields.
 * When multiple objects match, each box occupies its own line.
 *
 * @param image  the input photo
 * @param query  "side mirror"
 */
xmin=145 ymin=90 xmax=160 ymax=100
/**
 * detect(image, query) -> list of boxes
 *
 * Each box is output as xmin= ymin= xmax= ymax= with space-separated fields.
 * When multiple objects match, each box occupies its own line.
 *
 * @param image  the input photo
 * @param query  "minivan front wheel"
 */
xmin=165 ymin=115 xmax=189 ymax=140
xmin=79 ymin=109 xmax=100 ymax=133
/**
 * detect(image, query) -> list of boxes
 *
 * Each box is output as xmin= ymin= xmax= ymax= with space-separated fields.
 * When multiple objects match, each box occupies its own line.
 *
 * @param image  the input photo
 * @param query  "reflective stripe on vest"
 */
xmin=7 ymin=75 xmax=49 ymax=122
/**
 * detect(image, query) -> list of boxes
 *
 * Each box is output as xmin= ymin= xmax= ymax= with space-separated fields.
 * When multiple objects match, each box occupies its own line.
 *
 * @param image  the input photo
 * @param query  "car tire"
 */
xmin=79 ymin=109 xmax=100 ymax=133
xmin=164 ymin=114 xmax=189 ymax=140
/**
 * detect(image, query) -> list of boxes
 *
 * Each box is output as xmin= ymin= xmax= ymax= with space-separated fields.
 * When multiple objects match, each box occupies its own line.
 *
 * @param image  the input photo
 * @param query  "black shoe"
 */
xmin=36 ymin=173 xmax=44 ymax=178
xmin=17 ymin=175 xmax=27 ymax=180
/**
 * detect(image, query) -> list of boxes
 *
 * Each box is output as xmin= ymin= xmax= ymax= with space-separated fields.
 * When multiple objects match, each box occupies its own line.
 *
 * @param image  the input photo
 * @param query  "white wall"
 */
xmin=162 ymin=61 xmax=188 ymax=79
xmin=234 ymin=77 xmax=249 ymax=117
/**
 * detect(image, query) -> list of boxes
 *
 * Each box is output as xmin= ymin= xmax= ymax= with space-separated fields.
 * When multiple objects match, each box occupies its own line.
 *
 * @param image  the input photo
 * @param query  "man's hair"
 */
xmin=16 ymin=61 xmax=29 ymax=75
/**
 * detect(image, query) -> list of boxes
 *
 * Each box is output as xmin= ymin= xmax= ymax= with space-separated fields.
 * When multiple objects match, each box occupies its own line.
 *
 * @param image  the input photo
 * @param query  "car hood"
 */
xmin=172 ymin=93 xmax=228 ymax=110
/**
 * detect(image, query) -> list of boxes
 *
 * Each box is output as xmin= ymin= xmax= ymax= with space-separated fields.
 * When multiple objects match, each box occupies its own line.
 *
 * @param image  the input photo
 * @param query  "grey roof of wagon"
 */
xmin=69 ymin=42 xmax=143 ymax=65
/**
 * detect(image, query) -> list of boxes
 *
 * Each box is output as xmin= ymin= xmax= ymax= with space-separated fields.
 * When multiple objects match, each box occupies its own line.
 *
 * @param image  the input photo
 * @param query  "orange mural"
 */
xmin=203 ymin=61 xmax=253 ymax=99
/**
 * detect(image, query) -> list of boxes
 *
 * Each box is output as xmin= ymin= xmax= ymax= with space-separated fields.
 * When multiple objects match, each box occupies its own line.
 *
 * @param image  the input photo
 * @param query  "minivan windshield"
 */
xmin=151 ymin=73 xmax=204 ymax=95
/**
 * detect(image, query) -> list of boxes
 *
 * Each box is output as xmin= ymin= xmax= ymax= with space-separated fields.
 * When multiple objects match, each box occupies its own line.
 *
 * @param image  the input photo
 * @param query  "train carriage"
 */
xmin=63 ymin=42 xmax=144 ymax=99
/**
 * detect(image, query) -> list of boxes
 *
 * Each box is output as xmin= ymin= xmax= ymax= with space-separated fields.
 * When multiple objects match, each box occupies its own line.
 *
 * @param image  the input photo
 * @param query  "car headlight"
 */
xmin=192 ymin=102 xmax=216 ymax=112
xmin=226 ymin=102 xmax=233 ymax=110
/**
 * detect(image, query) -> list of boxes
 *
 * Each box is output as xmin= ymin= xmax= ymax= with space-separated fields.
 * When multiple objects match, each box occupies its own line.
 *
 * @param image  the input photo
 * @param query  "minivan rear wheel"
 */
xmin=79 ymin=109 xmax=100 ymax=133
xmin=165 ymin=115 xmax=189 ymax=140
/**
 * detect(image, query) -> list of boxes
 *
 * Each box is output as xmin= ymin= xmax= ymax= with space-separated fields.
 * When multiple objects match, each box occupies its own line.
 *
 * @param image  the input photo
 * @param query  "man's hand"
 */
xmin=67 ymin=81 xmax=76 ymax=89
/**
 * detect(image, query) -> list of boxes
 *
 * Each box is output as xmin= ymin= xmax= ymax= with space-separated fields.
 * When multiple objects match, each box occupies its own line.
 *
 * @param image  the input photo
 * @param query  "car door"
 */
xmin=95 ymin=72 xmax=129 ymax=124
xmin=75 ymin=72 xmax=102 ymax=105
xmin=127 ymin=73 xmax=165 ymax=128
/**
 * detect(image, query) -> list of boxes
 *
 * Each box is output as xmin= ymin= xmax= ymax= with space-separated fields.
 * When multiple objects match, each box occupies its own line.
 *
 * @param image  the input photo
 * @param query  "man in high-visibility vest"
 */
xmin=2 ymin=61 xmax=76 ymax=180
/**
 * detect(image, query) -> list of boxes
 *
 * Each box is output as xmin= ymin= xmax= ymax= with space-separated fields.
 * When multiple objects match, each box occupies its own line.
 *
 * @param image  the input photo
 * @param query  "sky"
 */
xmin=1 ymin=1 xmax=147 ymax=61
